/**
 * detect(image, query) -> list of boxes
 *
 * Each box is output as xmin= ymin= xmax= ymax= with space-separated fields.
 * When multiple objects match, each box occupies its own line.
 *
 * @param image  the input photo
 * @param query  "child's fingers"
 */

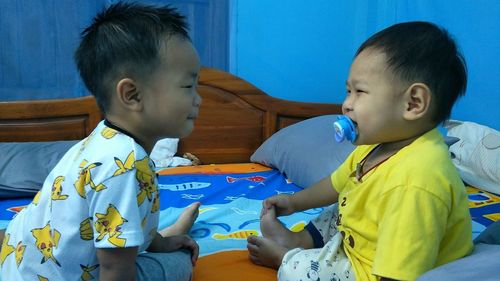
xmin=191 ymin=244 xmax=199 ymax=266
xmin=184 ymin=237 xmax=199 ymax=266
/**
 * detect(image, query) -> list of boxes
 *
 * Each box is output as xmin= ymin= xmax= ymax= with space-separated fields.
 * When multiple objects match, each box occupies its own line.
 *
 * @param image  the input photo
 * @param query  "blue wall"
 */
xmin=230 ymin=0 xmax=500 ymax=130
xmin=0 ymin=0 xmax=228 ymax=101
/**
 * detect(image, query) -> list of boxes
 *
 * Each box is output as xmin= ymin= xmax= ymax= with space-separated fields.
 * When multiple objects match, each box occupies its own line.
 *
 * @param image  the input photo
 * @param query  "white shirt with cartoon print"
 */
xmin=0 ymin=120 xmax=160 ymax=281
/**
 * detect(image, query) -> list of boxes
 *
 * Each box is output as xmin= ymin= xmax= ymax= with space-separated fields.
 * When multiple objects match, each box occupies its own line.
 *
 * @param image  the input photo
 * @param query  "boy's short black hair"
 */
xmin=356 ymin=21 xmax=467 ymax=124
xmin=75 ymin=2 xmax=189 ymax=112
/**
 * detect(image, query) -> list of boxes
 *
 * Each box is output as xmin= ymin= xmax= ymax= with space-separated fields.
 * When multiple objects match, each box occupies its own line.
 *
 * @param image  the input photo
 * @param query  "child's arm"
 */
xmin=263 ymin=175 xmax=339 ymax=216
xmin=96 ymin=246 xmax=138 ymax=281
xmin=147 ymin=232 xmax=199 ymax=265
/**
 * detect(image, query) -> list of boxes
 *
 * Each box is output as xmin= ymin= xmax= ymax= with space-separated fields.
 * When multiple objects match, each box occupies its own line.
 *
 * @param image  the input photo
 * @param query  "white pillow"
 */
xmin=150 ymin=138 xmax=192 ymax=168
xmin=445 ymin=120 xmax=500 ymax=194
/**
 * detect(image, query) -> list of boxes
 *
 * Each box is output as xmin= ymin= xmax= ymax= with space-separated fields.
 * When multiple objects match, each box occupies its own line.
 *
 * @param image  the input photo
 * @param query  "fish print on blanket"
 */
xmin=226 ymin=175 xmax=266 ymax=184
xmin=156 ymin=169 xmax=295 ymax=207
xmin=212 ymin=230 xmax=259 ymax=240
xmin=7 ymin=205 xmax=27 ymax=214
xmin=158 ymin=182 xmax=211 ymax=191
xmin=7 ymin=164 xmax=498 ymax=258
xmin=467 ymin=186 xmax=500 ymax=227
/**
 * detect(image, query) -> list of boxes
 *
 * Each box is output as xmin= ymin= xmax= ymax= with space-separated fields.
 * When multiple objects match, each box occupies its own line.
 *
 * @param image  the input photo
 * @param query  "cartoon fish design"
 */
xmin=485 ymin=213 xmax=500 ymax=221
xmin=158 ymin=182 xmax=211 ymax=191
xmin=212 ymin=230 xmax=259 ymax=240
xmin=199 ymin=207 xmax=217 ymax=214
xmin=290 ymin=221 xmax=306 ymax=232
xmin=276 ymin=190 xmax=295 ymax=195
xmin=226 ymin=176 xmax=266 ymax=183
xmin=224 ymin=194 xmax=246 ymax=201
xmin=7 ymin=205 xmax=27 ymax=214
xmin=182 ymin=194 xmax=204 ymax=200
xmin=467 ymin=188 xmax=500 ymax=208
xmin=231 ymin=207 xmax=257 ymax=215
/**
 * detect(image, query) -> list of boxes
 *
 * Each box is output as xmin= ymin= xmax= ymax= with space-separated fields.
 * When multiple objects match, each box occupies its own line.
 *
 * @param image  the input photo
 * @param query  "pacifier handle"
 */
xmin=333 ymin=116 xmax=357 ymax=143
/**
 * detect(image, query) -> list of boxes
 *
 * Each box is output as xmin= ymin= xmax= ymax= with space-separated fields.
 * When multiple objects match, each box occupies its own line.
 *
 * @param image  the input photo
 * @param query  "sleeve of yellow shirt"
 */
xmin=372 ymin=185 xmax=449 ymax=280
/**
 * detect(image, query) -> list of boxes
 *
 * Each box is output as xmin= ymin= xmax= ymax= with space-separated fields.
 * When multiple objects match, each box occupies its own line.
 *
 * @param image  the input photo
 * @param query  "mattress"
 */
xmin=0 ymin=163 xmax=498 ymax=280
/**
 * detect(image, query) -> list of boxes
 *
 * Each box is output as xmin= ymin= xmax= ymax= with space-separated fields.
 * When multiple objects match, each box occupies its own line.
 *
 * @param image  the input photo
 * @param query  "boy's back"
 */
xmin=1 ymin=121 xmax=159 ymax=280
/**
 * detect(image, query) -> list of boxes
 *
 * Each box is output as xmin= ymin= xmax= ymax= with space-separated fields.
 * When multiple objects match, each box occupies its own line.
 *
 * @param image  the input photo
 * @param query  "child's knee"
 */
xmin=136 ymin=250 xmax=192 ymax=281
xmin=278 ymin=259 xmax=322 ymax=281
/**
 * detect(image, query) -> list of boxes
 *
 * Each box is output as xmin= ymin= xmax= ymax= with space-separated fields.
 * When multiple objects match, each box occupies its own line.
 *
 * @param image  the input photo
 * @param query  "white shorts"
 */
xmin=277 ymin=204 xmax=355 ymax=281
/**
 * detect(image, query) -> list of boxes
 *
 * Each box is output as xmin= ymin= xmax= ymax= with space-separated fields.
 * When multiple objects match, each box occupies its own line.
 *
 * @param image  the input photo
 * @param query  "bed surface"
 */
xmin=0 ymin=164 xmax=498 ymax=281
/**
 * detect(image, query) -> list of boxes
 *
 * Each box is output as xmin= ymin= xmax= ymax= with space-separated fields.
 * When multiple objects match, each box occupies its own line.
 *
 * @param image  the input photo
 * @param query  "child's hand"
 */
xmin=261 ymin=194 xmax=295 ymax=217
xmin=161 ymin=234 xmax=200 ymax=266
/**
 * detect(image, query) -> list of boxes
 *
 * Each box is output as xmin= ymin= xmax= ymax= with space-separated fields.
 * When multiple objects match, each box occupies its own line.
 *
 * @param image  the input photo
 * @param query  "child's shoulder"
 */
xmin=402 ymin=128 xmax=451 ymax=165
xmin=390 ymin=129 xmax=464 ymax=193
xmin=66 ymin=121 xmax=148 ymax=167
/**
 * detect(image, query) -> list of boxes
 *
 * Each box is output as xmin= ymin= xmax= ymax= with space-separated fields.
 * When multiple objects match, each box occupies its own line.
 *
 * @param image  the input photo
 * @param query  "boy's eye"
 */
xmin=181 ymin=85 xmax=193 ymax=88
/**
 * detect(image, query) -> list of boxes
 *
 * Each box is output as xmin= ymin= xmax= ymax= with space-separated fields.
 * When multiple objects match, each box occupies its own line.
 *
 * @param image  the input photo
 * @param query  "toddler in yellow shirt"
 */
xmin=247 ymin=21 xmax=473 ymax=281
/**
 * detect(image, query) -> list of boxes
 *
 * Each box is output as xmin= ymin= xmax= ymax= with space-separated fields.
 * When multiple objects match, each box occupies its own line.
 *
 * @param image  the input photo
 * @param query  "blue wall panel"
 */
xmin=231 ymin=0 xmax=500 ymax=129
xmin=0 ymin=0 xmax=229 ymax=101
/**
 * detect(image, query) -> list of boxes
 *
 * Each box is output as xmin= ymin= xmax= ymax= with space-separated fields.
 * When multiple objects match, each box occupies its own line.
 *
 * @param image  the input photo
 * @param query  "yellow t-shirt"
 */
xmin=331 ymin=128 xmax=473 ymax=281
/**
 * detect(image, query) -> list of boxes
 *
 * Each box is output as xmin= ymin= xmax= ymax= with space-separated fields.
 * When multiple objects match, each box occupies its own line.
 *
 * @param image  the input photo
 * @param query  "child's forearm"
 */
xmin=291 ymin=176 xmax=339 ymax=211
xmin=146 ymin=232 xmax=165 ymax=252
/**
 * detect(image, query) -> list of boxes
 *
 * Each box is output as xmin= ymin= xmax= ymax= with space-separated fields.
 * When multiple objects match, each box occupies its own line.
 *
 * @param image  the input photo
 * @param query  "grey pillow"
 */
xmin=474 ymin=220 xmax=500 ymax=245
xmin=251 ymin=115 xmax=355 ymax=188
xmin=0 ymin=141 xmax=78 ymax=198
xmin=417 ymin=243 xmax=500 ymax=281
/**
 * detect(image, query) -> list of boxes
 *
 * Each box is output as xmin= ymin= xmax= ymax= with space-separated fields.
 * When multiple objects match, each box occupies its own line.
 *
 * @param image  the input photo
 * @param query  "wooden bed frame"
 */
xmin=0 ymin=68 xmax=342 ymax=163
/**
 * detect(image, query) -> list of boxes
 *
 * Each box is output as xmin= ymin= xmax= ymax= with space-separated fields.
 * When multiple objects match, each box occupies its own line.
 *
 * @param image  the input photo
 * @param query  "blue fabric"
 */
xmin=0 ymin=1 xmax=101 ymax=100
xmin=233 ymin=0 xmax=500 ymax=130
xmin=305 ymin=222 xmax=325 ymax=248
xmin=0 ymin=0 xmax=229 ymax=101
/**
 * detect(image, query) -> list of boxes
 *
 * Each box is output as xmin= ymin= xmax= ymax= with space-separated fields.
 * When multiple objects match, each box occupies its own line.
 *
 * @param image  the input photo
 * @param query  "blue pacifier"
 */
xmin=333 ymin=115 xmax=358 ymax=143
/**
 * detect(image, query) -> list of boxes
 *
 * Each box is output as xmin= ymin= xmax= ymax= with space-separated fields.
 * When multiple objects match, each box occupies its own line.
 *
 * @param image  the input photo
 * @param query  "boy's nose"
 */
xmin=342 ymin=99 xmax=353 ymax=114
xmin=194 ymin=92 xmax=202 ymax=107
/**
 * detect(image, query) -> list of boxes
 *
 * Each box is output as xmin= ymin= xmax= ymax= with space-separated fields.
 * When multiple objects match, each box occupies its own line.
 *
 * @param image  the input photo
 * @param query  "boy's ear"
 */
xmin=402 ymin=83 xmax=432 ymax=121
xmin=115 ymin=78 xmax=143 ymax=111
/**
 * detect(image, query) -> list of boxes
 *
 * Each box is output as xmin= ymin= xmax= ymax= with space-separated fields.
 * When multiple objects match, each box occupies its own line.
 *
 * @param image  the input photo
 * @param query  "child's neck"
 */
xmin=359 ymin=134 xmax=421 ymax=179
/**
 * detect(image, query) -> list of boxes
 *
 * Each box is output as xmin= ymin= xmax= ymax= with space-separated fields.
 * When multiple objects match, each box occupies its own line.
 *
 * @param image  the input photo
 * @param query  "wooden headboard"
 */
xmin=0 ymin=68 xmax=342 ymax=163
